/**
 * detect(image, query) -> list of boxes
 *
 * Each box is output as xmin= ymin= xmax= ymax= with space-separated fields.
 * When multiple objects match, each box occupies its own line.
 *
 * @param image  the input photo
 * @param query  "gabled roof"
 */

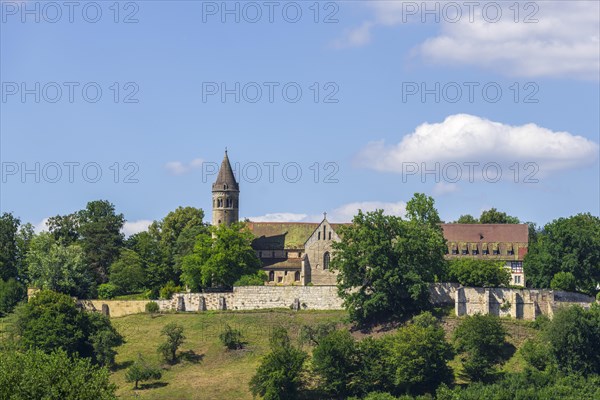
xmin=441 ymin=224 xmax=529 ymax=243
xmin=212 ymin=150 xmax=239 ymax=191
xmin=247 ymin=221 xmax=350 ymax=250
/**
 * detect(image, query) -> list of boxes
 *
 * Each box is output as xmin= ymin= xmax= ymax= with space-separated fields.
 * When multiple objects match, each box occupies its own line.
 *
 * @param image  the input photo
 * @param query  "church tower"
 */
xmin=212 ymin=150 xmax=239 ymax=226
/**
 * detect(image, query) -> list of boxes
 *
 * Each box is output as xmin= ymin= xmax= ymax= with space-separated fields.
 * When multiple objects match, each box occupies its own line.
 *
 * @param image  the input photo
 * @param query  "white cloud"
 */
xmin=355 ymin=114 xmax=599 ymax=178
xmin=327 ymin=201 xmax=407 ymax=222
xmin=336 ymin=2 xmax=600 ymax=79
xmin=122 ymin=219 xmax=152 ymax=237
xmin=432 ymin=182 xmax=459 ymax=196
xmin=248 ymin=201 xmax=406 ymax=223
xmin=33 ymin=218 xmax=49 ymax=233
xmin=165 ymin=158 xmax=204 ymax=175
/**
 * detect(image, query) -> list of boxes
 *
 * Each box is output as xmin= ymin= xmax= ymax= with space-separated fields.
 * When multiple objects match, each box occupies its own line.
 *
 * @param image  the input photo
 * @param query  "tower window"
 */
xmin=323 ymin=252 xmax=330 ymax=270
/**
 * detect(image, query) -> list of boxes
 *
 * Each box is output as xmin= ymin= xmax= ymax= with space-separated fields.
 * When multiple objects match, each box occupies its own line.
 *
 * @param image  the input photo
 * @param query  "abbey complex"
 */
xmin=211 ymin=151 xmax=528 ymax=287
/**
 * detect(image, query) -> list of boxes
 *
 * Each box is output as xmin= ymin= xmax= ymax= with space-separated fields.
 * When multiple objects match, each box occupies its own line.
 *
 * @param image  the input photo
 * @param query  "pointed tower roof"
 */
xmin=212 ymin=150 xmax=239 ymax=191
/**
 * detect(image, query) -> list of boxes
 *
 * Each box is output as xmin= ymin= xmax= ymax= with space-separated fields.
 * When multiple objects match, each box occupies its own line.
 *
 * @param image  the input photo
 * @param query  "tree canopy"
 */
xmin=331 ymin=193 xmax=447 ymax=324
xmin=181 ymin=222 xmax=261 ymax=290
xmin=524 ymin=213 xmax=600 ymax=294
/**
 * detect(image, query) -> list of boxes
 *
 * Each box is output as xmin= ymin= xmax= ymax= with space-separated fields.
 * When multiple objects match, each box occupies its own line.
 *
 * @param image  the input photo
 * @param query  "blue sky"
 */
xmin=1 ymin=1 xmax=599 ymax=234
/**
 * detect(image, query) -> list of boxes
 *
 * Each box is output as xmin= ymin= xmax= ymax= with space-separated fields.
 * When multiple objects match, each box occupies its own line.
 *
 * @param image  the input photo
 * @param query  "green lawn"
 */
xmin=110 ymin=310 xmax=347 ymax=399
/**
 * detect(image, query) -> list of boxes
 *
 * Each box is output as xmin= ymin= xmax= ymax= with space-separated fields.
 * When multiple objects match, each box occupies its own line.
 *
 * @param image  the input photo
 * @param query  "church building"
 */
xmin=211 ymin=151 xmax=527 ymax=287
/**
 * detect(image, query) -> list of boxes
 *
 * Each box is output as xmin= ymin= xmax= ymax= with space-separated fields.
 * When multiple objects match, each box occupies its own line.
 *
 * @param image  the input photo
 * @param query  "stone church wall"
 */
xmin=76 ymin=284 xmax=596 ymax=320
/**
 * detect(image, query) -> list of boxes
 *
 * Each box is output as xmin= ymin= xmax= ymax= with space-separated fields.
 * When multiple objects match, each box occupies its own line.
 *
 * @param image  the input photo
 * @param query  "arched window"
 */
xmin=269 ymin=271 xmax=275 ymax=281
xmin=323 ymin=252 xmax=330 ymax=270
xmin=294 ymin=271 xmax=300 ymax=281
xmin=323 ymin=226 xmax=326 ymax=240
xmin=318 ymin=232 xmax=321 ymax=240
xmin=328 ymin=232 xmax=332 ymax=240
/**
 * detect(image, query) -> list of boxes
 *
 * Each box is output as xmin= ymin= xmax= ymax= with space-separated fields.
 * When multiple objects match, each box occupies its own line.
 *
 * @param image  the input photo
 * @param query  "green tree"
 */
xmin=550 ymin=271 xmax=577 ymax=292
xmin=47 ymin=213 xmax=80 ymax=245
xmin=234 ymin=271 xmax=268 ymax=286
xmin=126 ymin=231 xmax=168 ymax=297
xmin=312 ymin=330 xmax=358 ymax=397
xmin=453 ymin=314 xmax=507 ymax=381
xmin=332 ymin=194 xmax=447 ymax=324
xmin=544 ymin=304 xmax=600 ymax=375
xmin=157 ymin=322 xmax=185 ymax=364
xmin=125 ymin=354 xmax=162 ymax=389
xmin=14 ymin=290 xmax=123 ymax=365
xmin=181 ymin=222 xmax=261 ymax=289
xmin=479 ymin=208 xmax=520 ymax=224
xmin=447 ymin=258 xmax=511 ymax=287
xmin=149 ymin=206 xmax=208 ymax=283
xmin=15 ymin=222 xmax=35 ymax=281
xmin=0 ymin=277 xmax=26 ymax=316
xmin=384 ymin=312 xmax=453 ymax=394
xmin=0 ymin=212 xmax=20 ymax=281
xmin=524 ymin=213 xmax=600 ymax=294
xmin=249 ymin=327 xmax=307 ymax=400
xmin=77 ymin=200 xmax=125 ymax=284
xmin=109 ymin=249 xmax=146 ymax=294
xmin=455 ymin=214 xmax=479 ymax=224
xmin=405 ymin=192 xmax=442 ymax=225
xmin=26 ymin=232 xmax=95 ymax=298
xmin=0 ymin=349 xmax=117 ymax=400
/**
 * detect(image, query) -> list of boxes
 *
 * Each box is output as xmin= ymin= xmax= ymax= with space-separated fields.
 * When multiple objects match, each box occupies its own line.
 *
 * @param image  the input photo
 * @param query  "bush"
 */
xmin=159 ymin=281 xmax=183 ymax=300
xmin=219 ymin=324 xmax=244 ymax=350
xmin=550 ymin=271 xmax=577 ymax=292
xmin=447 ymin=258 xmax=511 ymax=287
xmin=453 ymin=314 xmax=507 ymax=381
xmin=145 ymin=301 xmax=159 ymax=313
xmin=0 ymin=278 xmax=26 ymax=316
xmin=14 ymin=290 xmax=123 ymax=367
xmin=0 ymin=349 xmax=117 ymax=399
xmin=98 ymin=283 xmax=120 ymax=300
xmin=312 ymin=330 xmax=358 ymax=397
xmin=545 ymin=304 xmax=600 ymax=375
xmin=234 ymin=271 xmax=268 ymax=286
xmin=157 ymin=323 xmax=185 ymax=364
xmin=384 ymin=312 xmax=453 ymax=394
xmin=249 ymin=327 xmax=307 ymax=400
xmin=520 ymin=337 xmax=554 ymax=371
xmin=126 ymin=354 xmax=162 ymax=389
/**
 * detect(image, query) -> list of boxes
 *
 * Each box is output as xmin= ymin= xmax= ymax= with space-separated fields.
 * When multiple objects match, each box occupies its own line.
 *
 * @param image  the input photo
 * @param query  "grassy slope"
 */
xmin=110 ymin=310 xmax=347 ymax=399
xmin=109 ymin=310 xmax=537 ymax=399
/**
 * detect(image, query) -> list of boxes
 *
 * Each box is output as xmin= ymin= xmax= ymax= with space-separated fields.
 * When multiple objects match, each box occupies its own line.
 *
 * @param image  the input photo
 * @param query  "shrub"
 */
xmin=544 ymin=304 xmax=600 ymax=375
xmin=311 ymin=330 xmax=358 ymax=397
xmin=0 ymin=278 xmax=26 ymax=316
xmin=98 ymin=283 xmax=120 ymax=300
xmin=145 ymin=301 xmax=159 ymax=313
xmin=447 ymin=258 xmax=511 ymax=287
xmin=234 ymin=271 xmax=268 ymax=286
xmin=219 ymin=324 xmax=244 ymax=350
xmin=520 ymin=337 xmax=554 ymax=371
xmin=0 ymin=349 xmax=117 ymax=399
xmin=384 ymin=312 xmax=453 ymax=394
xmin=14 ymin=290 xmax=123 ymax=366
xmin=550 ymin=271 xmax=577 ymax=292
xmin=157 ymin=323 xmax=185 ymax=364
xmin=126 ymin=354 xmax=162 ymax=389
xmin=453 ymin=314 xmax=507 ymax=381
xmin=159 ymin=281 xmax=183 ymax=300
xmin=249 ymin=327 xmax=307 ymax=400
